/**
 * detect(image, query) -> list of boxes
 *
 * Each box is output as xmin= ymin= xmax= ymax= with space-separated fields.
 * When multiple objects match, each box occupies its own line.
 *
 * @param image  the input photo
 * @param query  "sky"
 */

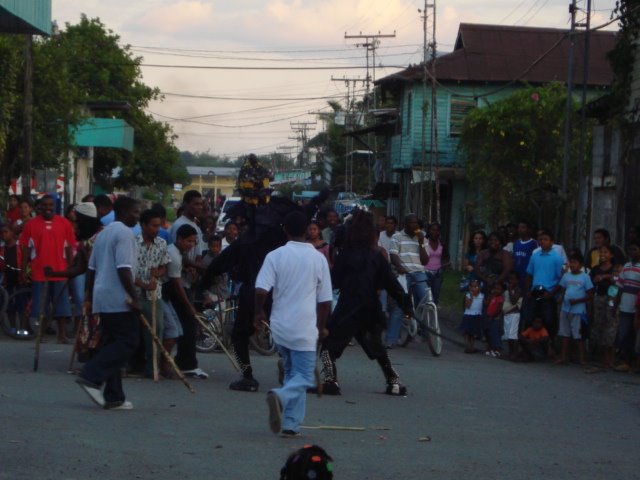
xmin=52 ymin=0 xmax=620 ymax=159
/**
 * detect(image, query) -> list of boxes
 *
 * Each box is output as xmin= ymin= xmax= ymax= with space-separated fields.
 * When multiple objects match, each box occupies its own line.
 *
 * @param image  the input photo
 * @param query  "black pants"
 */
xmin=81 ymin=311 xmax=139 ymax=404
xmin=322 ymin=303 xmax=387 ymax=361
xmin=166 ymin=286 xmax=198 ymax=371
xmin=522 ymin=296 xmax=558 ymax=338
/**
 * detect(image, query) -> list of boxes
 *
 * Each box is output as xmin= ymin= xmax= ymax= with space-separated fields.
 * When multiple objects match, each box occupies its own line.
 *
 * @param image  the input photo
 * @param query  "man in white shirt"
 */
xmin=255 ymin=211 xmax=332 ymax=438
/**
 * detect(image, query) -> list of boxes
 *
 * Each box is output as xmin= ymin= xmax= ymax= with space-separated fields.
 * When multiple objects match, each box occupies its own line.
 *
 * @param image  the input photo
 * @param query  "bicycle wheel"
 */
xmin=397 ymin=316 xmax=417 ymax=347
xmin=250 ymin=325 xmax=277 ymax=356
xmin=422 ymin=303 xmax=442 ymax=356
xmin=195 ymin=311 xmax=223 ymax=353
xmin=1 ymin=287 xmax=32 ymax=340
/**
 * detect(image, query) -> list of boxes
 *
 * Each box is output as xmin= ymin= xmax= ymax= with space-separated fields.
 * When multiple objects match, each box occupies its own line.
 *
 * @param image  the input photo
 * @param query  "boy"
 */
xmin=200 ymin=235 xmax=228 ymax=306
xmin=511 ymin=221 xmax=538 ymax=286
xmin=554 ymin=252 xmax=594 ymax=365
xmin=613 ymin=240 xmax=640 ymax=372
xmin=503 ymin=272 xmax=523 ymax=360
xmin=164 ymin=224 xmax=208 ymax=379
xmin=519 ymin=317 xmax=550 ymax=362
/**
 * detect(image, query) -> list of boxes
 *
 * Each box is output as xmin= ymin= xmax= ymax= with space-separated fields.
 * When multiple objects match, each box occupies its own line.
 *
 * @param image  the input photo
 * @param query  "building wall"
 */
xmin=177 ymin=174 xmax=237 ymax=202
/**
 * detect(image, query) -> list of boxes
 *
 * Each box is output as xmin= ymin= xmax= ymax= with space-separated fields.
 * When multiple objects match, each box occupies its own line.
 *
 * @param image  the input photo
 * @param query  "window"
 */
xmin=449 ymin=96 xmax=476 ymax=136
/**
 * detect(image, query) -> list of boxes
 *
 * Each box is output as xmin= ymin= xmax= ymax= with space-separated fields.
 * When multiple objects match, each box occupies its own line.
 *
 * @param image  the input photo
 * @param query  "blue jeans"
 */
xmin=406 ymin=271 xmax=428 ymax=306
xmin=272 ymin=346 xmax=316 ymax=433
xmin=425 ymin=270 xmax=442 ymax=305
xmin=385 ymin=297 xmax=404 ymax=345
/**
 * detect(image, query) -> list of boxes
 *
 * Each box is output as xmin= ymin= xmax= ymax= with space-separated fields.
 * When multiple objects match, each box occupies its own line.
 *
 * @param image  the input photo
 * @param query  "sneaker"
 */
xmin=280 ymin=429 xmax=301 ymax=438
xmin=320 ymin=381 xmax=341 ymax=396
xmin=266 ymin=391 xmax=282 ymax=434
xmin=182 ymin=368 xmax=209 ymax=379
xmin=104 ymin=400 xmax=134 ymax=410
xmin=385 ymin=383 xmax=408 ymax=396
xmin=229 ymin=377 xmax=259 ymax=392
xmin=614 ymin=363 xmax=631 ymax=373
xmin=75 ymin=377 xmax=105 ymax=408
xmin=484 ymin=350 xmax=496 ymax=357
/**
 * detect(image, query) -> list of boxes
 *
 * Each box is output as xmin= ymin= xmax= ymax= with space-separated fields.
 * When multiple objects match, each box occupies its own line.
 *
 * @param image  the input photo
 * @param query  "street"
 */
xmin=1 ymin=319 xmax=639 ymax=480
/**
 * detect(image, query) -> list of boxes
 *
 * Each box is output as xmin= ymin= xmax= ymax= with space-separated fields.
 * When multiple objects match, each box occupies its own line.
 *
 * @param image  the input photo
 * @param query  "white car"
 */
xmin=215 ymin=197 xmax=241 ymax=233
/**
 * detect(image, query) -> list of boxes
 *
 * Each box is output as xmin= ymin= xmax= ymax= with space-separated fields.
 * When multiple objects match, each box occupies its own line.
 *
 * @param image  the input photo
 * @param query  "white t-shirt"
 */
xmin=256 ymin=241 xmax=333 ymax=351
xmin=377 ymin=231 xmax=394 ymax=255
xmin=464 ymin=293 xmax=484 ymax=316
xmin=166 ymin=244 xmax=182 ymax=279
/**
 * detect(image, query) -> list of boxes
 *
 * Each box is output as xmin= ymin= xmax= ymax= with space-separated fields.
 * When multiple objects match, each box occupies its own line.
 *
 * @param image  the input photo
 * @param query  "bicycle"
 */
xmin=398 ymin=286 xmax=442 ymax=356
xmin=0 ymin=257 xmax=33 ymax=340
xmin=195 ymin=296 xmax=277 ymax=356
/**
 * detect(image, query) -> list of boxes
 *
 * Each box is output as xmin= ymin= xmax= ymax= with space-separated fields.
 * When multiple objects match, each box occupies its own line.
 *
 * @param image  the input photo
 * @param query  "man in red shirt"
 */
xmin=20 ymin=195 xmax=76 ymax=343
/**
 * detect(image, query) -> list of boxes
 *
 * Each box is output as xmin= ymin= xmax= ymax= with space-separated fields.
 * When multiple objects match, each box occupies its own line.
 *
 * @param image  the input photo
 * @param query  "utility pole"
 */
xmin=290 ymin=122 xmax=316 ymax=168
xmin=332 ymin=76 xmax=366 ymax=192
xmin=418 ymin=1 xmax=438 ymax=222
xmin=344 ymin=31 xmax=396 ymax=110
xmin=560 ymin=0 xmax=578 ymax=242
xmin=22 ymin=34 xmax=33 ymax=199
xmin=577 ymin=0 xmax=592 ymax=249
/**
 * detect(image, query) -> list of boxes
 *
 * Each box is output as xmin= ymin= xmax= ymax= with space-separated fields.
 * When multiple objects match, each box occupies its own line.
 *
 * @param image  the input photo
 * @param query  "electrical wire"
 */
xmin=160 ymin=91 xmax=365 ymax=101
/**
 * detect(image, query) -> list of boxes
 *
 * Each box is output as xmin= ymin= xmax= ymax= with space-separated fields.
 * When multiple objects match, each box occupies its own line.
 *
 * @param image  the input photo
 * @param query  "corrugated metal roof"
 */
xmin=187 ymin=166 xmax=238 ymax=177
xmin=0 ymin=0 xmax=51 ymax=35
xmin=378 ymin=23 xmax=616 ymax=86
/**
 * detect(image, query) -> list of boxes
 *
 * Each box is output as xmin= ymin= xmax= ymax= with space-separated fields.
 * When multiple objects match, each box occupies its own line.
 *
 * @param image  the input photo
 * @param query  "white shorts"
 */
xmin=558 ymin=312 xmax=582 ymax=340
xmin=502 ymin=313 xmax=520 ymax=340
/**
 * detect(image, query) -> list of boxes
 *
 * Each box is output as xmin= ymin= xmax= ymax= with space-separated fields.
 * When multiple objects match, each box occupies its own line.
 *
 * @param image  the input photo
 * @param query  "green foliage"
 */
xmin=608 ymin=0 xmax=640 ymax=120
xmin=180 ymin=151 xmax=235 ymax=167
xmin=0 ymin=15 xmax=185 ymax=195
xmin=459 ymin=83 xmax=585 ymax=227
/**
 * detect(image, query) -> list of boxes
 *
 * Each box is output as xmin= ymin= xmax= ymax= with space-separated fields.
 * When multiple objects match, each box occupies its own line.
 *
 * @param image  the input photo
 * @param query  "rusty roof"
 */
xmin=377 ymin=23 xmax=616 ymax=86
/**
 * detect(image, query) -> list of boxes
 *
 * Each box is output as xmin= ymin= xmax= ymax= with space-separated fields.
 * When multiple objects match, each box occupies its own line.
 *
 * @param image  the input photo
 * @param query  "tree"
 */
xmin=0 ymin=15 xmax=186 ymax=199
xmin=458 ymin=83 xmax=586 ymax=229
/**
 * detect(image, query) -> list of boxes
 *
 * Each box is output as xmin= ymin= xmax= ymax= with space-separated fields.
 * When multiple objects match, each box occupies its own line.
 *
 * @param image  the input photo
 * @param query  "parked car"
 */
xmin=215 ymin=196 xmax=241 ymax=233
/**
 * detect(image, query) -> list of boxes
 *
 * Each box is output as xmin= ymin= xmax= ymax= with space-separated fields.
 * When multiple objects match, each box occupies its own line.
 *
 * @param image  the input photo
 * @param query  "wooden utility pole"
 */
xmin=22 ymin=34 xmax=33 ymax=199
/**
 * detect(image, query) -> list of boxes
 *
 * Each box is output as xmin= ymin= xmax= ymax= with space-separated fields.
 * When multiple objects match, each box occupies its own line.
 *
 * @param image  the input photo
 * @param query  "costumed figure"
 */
xmin=201 ymin=156 xmax=329 ymax=392
xmin=317 ymin=209 xmax=412 ymax=396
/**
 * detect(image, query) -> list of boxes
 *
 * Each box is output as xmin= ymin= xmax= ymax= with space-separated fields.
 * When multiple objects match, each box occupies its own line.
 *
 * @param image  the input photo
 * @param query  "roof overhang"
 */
xmin=0 ymin=1 xmax=51 ymax=36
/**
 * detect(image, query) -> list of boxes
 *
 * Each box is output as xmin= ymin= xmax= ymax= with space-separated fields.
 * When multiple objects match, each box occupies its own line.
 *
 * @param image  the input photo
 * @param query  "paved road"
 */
xmin=1 ymin=322 xmax=639 ymax=480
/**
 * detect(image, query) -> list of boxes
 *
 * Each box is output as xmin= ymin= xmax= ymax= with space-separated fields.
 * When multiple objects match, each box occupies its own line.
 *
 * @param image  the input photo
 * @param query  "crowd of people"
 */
xmin=456 ymin=222 xmax=640 ymax=373
xmin=2 ymin=186 xmax=639 ymax=437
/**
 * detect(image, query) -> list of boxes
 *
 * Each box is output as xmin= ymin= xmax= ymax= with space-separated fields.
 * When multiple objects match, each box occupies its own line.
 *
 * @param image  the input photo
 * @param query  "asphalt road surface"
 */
xmin=1 ymin=322 xmax=639 ymax=480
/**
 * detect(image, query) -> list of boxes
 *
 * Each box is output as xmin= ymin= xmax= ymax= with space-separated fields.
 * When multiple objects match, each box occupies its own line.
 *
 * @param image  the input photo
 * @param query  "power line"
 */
xmin=137 ymin=63 xmax=406 ymax=70
xmin=160 ymin=91 xmax=365 ymax=101
xmin=130 ymin=43 xmax=421 ymax=54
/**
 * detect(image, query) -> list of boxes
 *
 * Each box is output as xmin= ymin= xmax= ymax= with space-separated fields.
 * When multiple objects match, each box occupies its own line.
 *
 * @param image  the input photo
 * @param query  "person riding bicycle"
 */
xmin=385 ymin=214 xmax=429 ymax=347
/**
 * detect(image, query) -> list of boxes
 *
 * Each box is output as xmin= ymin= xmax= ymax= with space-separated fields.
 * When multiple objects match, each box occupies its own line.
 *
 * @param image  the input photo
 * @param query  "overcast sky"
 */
xmin=52 ymin=0 xmax=619 ymax=159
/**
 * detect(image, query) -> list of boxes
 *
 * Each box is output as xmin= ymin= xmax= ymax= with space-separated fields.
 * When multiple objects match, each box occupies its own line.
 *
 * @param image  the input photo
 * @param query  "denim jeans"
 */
xmin=272 ymin=345 xmax=316 ymax=433
xmin=425 ymin=270 xmax=442 ymax=305
xmin=406 ymin=271 xmax=428 ymax=306
xmin=385 ymin=297 xmax=404 ymax=345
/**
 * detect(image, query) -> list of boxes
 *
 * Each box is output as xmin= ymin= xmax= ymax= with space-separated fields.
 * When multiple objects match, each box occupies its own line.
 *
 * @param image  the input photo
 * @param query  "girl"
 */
xmin=588 ymin=244 xmax=621 ymax=369
xmin=307 ymin=220 xmax=331 ymax=266
xmin=424 ymin=222 xmax=448 ymax=304
xmin=460 ymin=230 xmax=487 ymax=291
xmin=460 ymin=279 xmax=483 ymax=353
xmin=484 ymin=282 xmax=505 ymax=357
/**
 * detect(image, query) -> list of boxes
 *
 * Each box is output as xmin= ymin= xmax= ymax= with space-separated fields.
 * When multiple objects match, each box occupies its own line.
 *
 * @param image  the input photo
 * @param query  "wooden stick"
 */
xmin=194 ymin=313 xmax=240 ymax=372
xmin=67 ymin=308 xmax=85 ymax=373
xmin=151 ymin=298 xmax=159 ymax=382
xmin=138 ymin=311 xmax=195 ymax=393
xmin=301 ymin=425 xmax=366 ymax=431
xmin=33 ymin=281 xmax=50 ymax=372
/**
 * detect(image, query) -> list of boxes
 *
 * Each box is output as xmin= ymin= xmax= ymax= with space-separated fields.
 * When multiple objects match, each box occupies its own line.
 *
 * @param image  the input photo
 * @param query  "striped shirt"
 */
xmin=389 ymin=231 xmax=424 ymax=273
xmin=616 ymin=262 xmax=640 ymax=313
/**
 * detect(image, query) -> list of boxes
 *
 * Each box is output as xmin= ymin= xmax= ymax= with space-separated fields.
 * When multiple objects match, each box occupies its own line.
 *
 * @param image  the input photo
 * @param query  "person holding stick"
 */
xmin=75 ymin=196 xmax=141 ymax=410
xmin=132 ymin=209 xmax=170 ymax=378
xmin=256 ymin=211 xmax=332 ymax=438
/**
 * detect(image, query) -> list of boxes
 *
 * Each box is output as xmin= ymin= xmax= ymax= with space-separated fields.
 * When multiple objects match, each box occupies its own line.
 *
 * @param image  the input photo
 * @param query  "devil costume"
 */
xmin=319 ymin=244 xmax=412 ymax=396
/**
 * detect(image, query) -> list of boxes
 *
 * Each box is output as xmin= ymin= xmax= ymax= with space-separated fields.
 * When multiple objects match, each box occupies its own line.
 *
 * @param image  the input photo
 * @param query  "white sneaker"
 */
xmin=182 ymin=368 xmax=209 ymax=379
xmin=75 ymin=378 xmax=105 ymax=408
xmin=105 ymin=400 xmax=133 ymax=410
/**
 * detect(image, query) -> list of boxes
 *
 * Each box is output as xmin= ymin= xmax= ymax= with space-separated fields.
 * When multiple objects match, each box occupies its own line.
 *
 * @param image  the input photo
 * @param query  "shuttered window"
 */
xmin=449 ymin=96 xmax=476 ymax=136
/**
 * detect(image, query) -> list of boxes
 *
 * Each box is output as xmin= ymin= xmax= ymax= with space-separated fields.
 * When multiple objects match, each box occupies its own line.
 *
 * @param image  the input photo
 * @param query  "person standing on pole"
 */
xmin=256 ymin=211 xmax=332 ymax=438
xmin=75 ymin=196 xmax=141 ymax=410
